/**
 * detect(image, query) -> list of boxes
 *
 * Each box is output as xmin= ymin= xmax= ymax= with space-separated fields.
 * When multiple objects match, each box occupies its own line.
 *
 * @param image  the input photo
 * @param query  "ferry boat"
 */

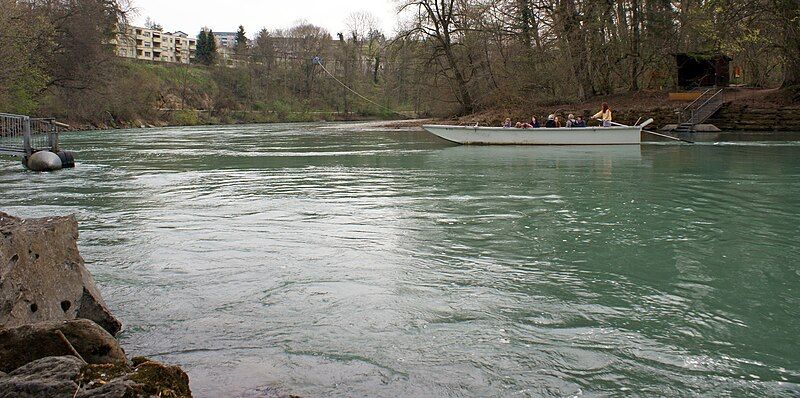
xmin=422 ymin=124 xmax=645 ymax=145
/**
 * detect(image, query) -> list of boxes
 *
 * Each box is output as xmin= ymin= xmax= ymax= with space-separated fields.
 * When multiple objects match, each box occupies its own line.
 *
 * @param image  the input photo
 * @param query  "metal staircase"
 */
xmin=675 ymin=88 xmax=725 ymax=133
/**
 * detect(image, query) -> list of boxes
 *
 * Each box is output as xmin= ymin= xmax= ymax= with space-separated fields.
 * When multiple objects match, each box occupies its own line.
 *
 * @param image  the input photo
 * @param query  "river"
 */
xmin=1 ymin=122 xmax=799 ymax=397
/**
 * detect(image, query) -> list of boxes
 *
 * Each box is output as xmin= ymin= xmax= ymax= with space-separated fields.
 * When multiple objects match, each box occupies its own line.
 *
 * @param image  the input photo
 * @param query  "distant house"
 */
xmin=211 ymin=32 xmax=238 ymax=48
xmin=114 ymin=25 xmax=197 ymax=64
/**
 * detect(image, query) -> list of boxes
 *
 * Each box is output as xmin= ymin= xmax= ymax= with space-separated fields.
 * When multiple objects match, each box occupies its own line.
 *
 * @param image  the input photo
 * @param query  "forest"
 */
xmin=0 ymin=0 xmax=797 ymax=126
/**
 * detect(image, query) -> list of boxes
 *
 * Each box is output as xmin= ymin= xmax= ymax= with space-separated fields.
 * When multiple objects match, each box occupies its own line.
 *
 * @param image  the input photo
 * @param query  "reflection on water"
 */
xmin=1 ymin=123 xmax=799 ymax=397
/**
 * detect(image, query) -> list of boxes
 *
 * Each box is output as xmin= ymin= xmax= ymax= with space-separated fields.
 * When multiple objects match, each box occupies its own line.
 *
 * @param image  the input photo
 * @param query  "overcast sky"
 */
xmin=130 ymin=0 xmax=403 ymax=37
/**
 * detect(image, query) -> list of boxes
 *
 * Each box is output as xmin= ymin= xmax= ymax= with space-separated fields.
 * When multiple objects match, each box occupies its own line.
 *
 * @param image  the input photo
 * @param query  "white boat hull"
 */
xmin=423 ymin=125 xmax=642 ymax=145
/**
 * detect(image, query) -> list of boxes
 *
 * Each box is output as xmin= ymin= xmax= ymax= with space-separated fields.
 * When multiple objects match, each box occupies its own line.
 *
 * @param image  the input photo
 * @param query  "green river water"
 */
xmin=1 ymin=122 xmax=799 ymax=397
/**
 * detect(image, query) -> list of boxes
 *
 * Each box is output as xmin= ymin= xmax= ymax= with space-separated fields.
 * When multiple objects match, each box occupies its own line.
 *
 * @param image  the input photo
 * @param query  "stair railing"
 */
xmin=677 ymin=89 xmax=711 ymax=125
xmin=687 ymin=89 xmax=724 ymax=125
xmin=683 ymin=88 xmax=712 ymax=112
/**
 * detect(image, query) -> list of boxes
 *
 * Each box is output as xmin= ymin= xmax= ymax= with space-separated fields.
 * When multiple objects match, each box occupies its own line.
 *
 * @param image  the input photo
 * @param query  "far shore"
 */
xmin=54 ymin=88 xmax=799 ymax=133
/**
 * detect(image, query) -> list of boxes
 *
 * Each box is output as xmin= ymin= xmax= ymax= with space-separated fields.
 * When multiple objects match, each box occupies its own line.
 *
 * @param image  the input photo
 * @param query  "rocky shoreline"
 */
xmin=0 ymin=212 xmax=192 ymax=398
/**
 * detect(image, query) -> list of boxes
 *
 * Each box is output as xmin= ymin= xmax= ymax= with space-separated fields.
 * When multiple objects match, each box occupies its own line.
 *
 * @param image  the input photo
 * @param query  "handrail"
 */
xmin=1 ymin=113 xmax=61 ymax=156
xmin=684 ymin=88 xmax=712 ymax=111
xmin=688 ymin=89 xmax=725 ymax=124
xmin=0 ymin=112 xmax=29 ymax=118
xmin=694 ymin=89 xmax=724 ymax=114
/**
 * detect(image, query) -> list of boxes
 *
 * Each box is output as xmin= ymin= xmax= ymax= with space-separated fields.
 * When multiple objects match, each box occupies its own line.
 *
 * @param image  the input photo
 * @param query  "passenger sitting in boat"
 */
xmin=544 ymin=114 xmax=557 ymax=128
xmin=565 ymin=114 xmax=577 ymax=127
xmin=530 ymin=116 xmax=540 ymax=128
xmin=514 ymin=122 xmax=524 ymax=128
xmin=574 ymin=116 xmax=587 ymax=127
xmin=521 ymin=121 xmax=533 ymax=128
xmin=592 ymin=102 xmax=613 ymax=127
xmin=554 ymin=116 xmax=563 ymax=128
xmin=503 ymin=118 xmax=512 ymax=128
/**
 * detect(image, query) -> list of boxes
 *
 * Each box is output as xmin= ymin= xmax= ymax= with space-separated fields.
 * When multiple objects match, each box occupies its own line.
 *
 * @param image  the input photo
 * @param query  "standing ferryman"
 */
xmin=592 ymin=102 xmax=613 ymax=127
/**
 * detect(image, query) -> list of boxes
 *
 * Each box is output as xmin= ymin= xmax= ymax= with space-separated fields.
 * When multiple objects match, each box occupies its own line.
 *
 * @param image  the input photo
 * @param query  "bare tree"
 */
xmin=398 ymin=0 xmax=475 ymax=114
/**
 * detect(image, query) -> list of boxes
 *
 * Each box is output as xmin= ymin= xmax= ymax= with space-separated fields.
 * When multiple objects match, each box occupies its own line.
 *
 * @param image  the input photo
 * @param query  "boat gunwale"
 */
xmin=422 ymin=124 xmax=643 ymax=145
xmin=422 ymin=124 xmax=642 ymax=132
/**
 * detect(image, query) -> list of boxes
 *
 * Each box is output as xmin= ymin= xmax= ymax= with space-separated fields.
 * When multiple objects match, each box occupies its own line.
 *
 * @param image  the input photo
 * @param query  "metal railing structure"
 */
xmin=675 ymin=89 xmax=725 ymax=133
xmin=0 ymin=113 xmax=60 ymax=157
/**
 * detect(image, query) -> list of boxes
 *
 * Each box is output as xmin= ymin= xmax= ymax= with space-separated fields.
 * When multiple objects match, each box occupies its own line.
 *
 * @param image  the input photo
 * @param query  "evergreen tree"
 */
xmin=207 ymin=29 xmax=218 ymax=65
xmin=235 ymin=25 xmax=247 ymax=54
xmin=195 ymin=29 xmax=217 ymax=66
xmin=195 ymin=30 xmax=208 ymax=65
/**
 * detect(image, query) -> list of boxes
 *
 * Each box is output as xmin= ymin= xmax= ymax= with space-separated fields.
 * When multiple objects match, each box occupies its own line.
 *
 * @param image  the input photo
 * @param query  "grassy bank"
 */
xmin=33 ymin=60 xmax=414 ymax=131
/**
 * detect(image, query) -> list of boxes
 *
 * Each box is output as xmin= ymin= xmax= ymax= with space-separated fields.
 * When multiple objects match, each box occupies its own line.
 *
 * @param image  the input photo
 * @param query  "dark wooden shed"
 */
xmin=675 ymin=53 xmax=731 ymax=88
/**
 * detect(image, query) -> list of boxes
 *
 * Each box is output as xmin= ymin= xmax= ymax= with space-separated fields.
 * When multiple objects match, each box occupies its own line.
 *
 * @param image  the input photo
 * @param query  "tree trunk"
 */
xmin=558 ymin=0 xmax=591 ymax=100
xmin=373 ymin=55 xmax=380 ymax=84
xmin=629 ymin=0 xmax=641 ymax=91
xmin=442 ymin=42 xmax=474 ymax=113
xmin=778 ymin=0 xmax=800 ymax=87
xmin=517 ymin=0 xmax=533 ymax=49
xmin=438 ymin=2 xmax=474 ymax=114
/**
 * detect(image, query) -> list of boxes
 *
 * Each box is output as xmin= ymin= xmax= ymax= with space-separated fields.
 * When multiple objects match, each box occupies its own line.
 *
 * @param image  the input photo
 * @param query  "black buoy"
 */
xmin=56 ymin=150 xmax=76 ymax=168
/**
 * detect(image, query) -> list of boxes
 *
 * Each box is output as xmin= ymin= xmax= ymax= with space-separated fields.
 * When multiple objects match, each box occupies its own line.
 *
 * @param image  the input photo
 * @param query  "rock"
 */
xmin=122 ymin=360 xmax=192 ymax=397
xmin=74 ymin=360 xmax=192 ymax=398
xmin=0 ymin=356 xmax=193 ymax=398
xmin=25 ymin=151 xmax=63 ymax=172
xmin=0 ymin=212 xmax=122 ymax=335
xmin=0 ymin=319 xmax=127 ymax=373
xmin=0 ymin=356 xmax=83 ymax=398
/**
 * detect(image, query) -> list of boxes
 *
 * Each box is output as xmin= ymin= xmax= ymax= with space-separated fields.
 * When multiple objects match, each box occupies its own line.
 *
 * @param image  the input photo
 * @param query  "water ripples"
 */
xmin=1 ymin=124 xmax=799 ymax=397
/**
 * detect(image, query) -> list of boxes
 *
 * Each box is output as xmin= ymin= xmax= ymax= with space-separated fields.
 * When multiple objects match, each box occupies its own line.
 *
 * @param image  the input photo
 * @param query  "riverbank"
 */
xmin=58 ymin=111 xmax=411 ymax=132
xmin=387 ymin=88 xmax=799 ymax=133
xmin=9 ymin=59 xmax=420 ymax=132
xmin=51 ymin=87 xmax=798 ymax=135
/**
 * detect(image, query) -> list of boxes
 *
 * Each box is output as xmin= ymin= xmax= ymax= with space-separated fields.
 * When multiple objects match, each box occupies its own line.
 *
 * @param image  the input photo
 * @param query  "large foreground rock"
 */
xmin=0 ymin=356 xmax=84 ymax=398
xmin=0 ymin=356 xmax=192 ymax=398
xmin=0 ymin=319 xmax=127 ymax=373
xmin=0 ymin=212 xmax=121 ymax=335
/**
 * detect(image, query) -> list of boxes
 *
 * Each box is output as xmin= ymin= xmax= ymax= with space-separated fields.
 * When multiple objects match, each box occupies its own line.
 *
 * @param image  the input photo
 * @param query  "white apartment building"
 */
xmin=115 ymin=26 xmax=197 ymax=64
xmin=211 ymin=32 xmax=238 ymax=48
